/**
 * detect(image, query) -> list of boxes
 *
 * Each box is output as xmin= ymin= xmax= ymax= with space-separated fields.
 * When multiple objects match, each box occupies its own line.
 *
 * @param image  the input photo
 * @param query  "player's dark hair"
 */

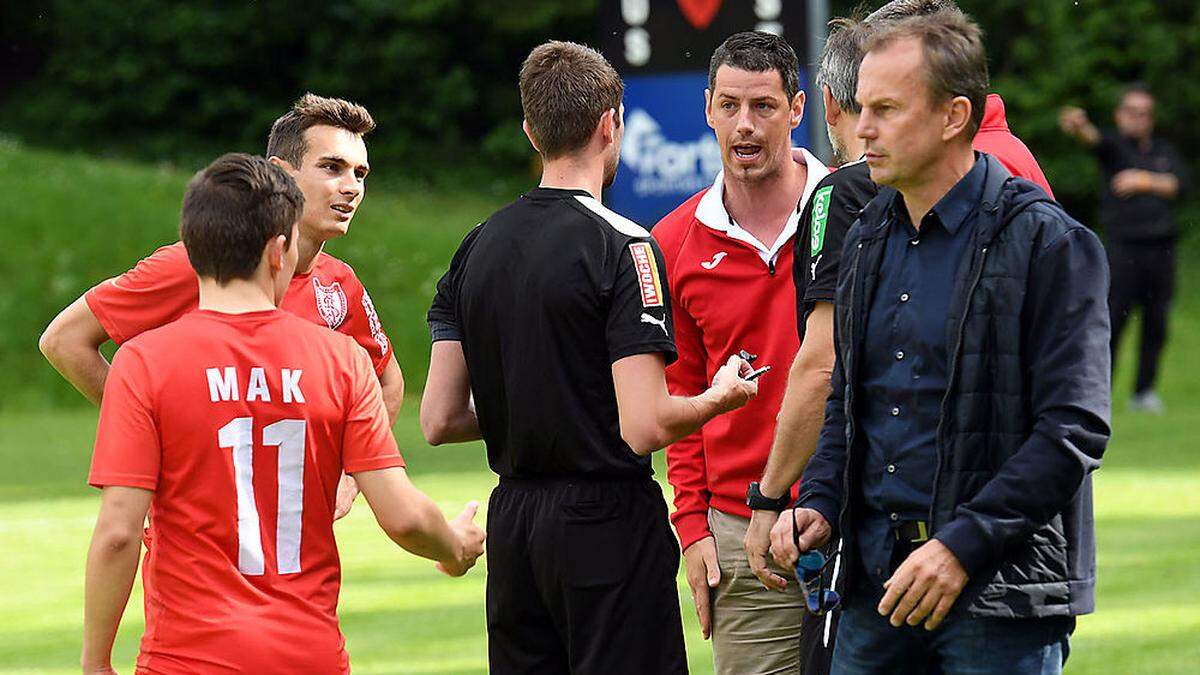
xmin=519 ymin=41 xmax=624 ymax=159
xmin=709 ymin=31 xmax=801 ymax=102
xmin=864 ymin=9 xmax=989 ymax=138
xmin=267 ymin=93 xmax=375 ymax=167
xmin=180 ymin=153 xmax=305 ymax=283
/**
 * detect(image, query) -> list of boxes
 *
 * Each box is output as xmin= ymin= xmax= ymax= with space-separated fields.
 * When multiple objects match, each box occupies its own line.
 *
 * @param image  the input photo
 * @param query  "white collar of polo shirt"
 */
xmin=695 ymin=146 xmax=830 ymax=265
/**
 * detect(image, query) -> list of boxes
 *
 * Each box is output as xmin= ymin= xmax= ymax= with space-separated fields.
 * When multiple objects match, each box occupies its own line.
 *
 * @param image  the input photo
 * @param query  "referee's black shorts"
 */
xmin=485 ymin=476 xmax=687 ymax=675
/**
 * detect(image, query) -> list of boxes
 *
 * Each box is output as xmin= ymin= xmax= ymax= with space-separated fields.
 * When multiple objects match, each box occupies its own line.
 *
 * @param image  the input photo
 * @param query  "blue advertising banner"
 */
xmin=598 ymin=0 xmax=816 ymax=226
xmin=611 ymin=69 xmax=812 ymax=227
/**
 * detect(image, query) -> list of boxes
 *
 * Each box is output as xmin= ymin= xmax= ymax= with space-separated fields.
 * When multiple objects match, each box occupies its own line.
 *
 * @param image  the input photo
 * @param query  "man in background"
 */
xmin=1061 ymin=84 xmax=1190 ymax=412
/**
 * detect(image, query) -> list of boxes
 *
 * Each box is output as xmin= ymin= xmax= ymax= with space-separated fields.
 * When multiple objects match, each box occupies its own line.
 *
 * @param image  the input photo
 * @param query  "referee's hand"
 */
xmin=708 ymin=355 xmax=758 ymax=413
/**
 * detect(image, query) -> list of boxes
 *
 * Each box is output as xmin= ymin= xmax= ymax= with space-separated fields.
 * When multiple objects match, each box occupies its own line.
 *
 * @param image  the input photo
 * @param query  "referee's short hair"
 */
xmin=864 ymin=10 xmax=989 ymax=139
xmin=181 ymin=153 xmax=304 ymax=283
xmin=519 ymin=41 xmax=624 ymax=159
xmin=267 ymin=93 xmax=376 ymax=167
xmin=709 ymin=31 xmax=801 ymax=102
xmin=864 ymin=0 xmax=961 ymax=23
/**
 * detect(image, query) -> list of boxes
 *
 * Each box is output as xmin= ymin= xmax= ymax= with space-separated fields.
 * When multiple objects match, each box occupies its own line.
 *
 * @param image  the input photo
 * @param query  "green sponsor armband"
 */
xmin=810 ymin=185 xmax=833 ymax=257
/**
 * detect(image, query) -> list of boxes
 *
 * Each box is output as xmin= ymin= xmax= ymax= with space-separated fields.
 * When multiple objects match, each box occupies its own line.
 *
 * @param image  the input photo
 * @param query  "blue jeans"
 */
xmin=831 ymin=583 xmax=1073 ymax=675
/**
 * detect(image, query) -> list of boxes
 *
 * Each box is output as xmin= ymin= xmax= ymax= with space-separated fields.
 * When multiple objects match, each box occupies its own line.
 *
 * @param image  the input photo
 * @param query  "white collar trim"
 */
xmin=694 ymin=147 xmax=831 ymax=263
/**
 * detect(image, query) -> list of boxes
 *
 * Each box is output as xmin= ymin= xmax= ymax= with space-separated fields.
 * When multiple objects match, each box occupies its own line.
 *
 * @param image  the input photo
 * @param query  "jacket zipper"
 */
xmin=928 ymin=245 xmax=989 ymax=529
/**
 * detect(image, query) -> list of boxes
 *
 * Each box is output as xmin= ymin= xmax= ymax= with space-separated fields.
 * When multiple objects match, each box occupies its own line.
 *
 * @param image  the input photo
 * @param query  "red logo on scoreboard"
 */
xmin=629 ymin=242 xmax=665 ymax=307
xmin=677 ymin=0 xmax=723 ymax=30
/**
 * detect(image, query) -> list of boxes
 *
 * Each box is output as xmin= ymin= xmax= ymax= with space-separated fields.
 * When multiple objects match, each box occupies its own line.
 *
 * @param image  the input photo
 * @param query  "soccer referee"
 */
xmin=420 ymin=41 xmax=758 ymax=674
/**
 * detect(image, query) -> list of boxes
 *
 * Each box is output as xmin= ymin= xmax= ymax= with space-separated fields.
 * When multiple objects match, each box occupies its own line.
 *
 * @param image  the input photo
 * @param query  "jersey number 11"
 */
xmin=218 ymin=417 xmax=306 ymax=575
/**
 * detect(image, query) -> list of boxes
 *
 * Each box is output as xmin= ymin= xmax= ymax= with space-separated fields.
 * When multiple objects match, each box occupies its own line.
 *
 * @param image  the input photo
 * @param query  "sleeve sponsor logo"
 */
xmin=628 ymin=241 xmax=665 ymax=307
xmin=810 ymin=185 xmax=834 ymax=257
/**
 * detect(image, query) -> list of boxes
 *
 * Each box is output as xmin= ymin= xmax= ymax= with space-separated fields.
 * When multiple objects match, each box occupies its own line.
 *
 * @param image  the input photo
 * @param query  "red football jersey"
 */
xmin=89 ymin=309 xmax=404 ymax=673
xmin=85 ymin=242 xmax=392 ymax=375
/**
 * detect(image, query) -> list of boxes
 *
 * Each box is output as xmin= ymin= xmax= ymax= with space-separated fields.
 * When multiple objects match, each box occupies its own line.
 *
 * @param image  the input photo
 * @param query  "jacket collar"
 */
xmin=694 ymin=147 xmax=830 ymax=262
xmin=979 ymin=94 xmax=1009 ymax=133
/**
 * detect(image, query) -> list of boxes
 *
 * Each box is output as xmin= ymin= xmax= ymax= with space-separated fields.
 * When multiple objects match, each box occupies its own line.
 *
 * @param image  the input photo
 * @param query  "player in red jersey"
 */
xmin=40 ymin=94 xmax=399 ymax=518
xmin=82 ymin=154 xmax=484 ymax=675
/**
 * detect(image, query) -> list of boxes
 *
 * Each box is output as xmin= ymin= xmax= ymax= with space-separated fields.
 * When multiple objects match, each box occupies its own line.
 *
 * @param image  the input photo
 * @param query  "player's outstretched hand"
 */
xmin=436 ymin=500 xmax=486 ymax=577
xmin=333 ymin=473 xmax=360 ymax=520
xmin=709 ymin=354 xmax=758 ymax=413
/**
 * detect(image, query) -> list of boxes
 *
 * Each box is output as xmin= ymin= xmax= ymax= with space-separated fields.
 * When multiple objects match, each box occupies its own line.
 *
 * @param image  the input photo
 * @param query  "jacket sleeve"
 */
xmin=935 ymin=223 xmax=1111 ymax=576
xmin=663 ymin=284 xmax=713 ymax=551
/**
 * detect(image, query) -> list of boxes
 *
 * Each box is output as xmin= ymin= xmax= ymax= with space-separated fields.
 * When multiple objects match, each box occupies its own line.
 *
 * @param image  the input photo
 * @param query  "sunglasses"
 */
xmin=791 ymin=512 xmax=840 ymax=615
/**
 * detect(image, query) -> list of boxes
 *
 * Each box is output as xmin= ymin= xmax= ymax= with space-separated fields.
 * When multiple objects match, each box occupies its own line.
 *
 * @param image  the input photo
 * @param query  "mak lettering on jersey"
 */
xmin=205 ymin=367 xmax=306 ymax=404
xmin=629 ymin=241 xmax=665 ymax=307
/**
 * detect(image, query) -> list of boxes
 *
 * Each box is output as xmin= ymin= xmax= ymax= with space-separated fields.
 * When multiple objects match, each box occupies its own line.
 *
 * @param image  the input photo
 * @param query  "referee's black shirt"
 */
xmin=1095 ymin=129 xmax=1190 ymax=242
xmin=428 ymin=187 xmax=678 ymax=480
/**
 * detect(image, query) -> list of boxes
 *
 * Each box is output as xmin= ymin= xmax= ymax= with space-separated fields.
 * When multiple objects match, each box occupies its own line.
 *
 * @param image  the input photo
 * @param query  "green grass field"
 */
xmin=3 ymin=141 xmax=1199 ymax=672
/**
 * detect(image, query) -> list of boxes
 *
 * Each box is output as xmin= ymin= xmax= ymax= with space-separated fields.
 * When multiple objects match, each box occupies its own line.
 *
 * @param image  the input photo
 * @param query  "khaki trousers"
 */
xmin=709 ymin=509 xmax=806 ymax=675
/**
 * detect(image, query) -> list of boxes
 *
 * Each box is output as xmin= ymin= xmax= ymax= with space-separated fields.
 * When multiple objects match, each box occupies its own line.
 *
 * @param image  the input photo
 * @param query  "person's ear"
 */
xmin=598 ymin=107 xmax=618 ymax=146
xmin=266 ymin=235 xmax=287 ymax=273
xmin=944 ymin=96 xmax=972 ymax=142
xmin=268 ymin=156 xmax=298 ymax=175
xmin=521 ymin=119 xmax=541 ymax=154
xmin=823 ymin=85 xmax=842 ymax=128
xmin=704 ymin=89 xmax=717 ymax=130
xmin=790 ymin=90 xmax=806 ymax=130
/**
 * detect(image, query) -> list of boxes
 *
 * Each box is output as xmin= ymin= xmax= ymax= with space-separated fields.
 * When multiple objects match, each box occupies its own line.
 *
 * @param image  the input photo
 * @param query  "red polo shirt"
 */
xmin=654 ymin=149 xmax=830 ymax=550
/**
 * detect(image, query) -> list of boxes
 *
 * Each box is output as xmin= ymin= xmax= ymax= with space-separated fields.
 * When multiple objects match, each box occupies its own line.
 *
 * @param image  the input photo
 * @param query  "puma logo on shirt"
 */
xmin=640 ymin=312 xmax=669 ymax=336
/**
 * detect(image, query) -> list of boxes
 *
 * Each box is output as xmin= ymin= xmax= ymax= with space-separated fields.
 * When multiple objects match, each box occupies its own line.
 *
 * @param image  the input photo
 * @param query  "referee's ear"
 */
xmin=599 ymin=107 xmax=618 ymax=146
xmin=521 ymin=120 xmax=542 ymax=155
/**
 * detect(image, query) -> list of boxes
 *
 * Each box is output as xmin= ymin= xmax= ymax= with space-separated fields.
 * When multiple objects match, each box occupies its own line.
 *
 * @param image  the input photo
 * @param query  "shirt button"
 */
xmin=891 ymin=406 xmax=900 ymax=416
xmin=890 ymin=512 xmax=899 ymax=521
xmin=887 ymin=464 xmax=896 ymax=474
xmin=895 ymin=350 xmax=905 ymax=360
xmin=900 ymin=292 xmax=910 ymax=302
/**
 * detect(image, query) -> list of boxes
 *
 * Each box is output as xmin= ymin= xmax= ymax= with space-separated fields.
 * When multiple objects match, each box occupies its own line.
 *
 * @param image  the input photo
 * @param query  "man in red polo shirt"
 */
xmin=653 ymin=32 xmax=830 ymax=673
xmin=40 ymin=94 xmax=401 ymax=518
xmin=82 ymin=154 xmax=483 ymax=674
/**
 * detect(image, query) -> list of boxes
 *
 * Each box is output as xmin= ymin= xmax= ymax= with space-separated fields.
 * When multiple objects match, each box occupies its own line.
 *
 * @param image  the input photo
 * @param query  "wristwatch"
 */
xmin=746 ymin=482 xmax=790 ymax=512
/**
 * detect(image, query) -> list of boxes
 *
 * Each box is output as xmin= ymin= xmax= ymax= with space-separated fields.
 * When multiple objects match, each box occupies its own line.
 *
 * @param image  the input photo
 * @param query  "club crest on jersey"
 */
xmin=628 ymin=242 xmax=664 ymax=307
xmin=312 ymin=277 xmax=348 ymax=330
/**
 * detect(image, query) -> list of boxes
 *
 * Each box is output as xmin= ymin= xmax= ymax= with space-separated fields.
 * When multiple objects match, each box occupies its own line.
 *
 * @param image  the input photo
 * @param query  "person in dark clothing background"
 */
xmin=1061 ymin=84 xmax=1190 ymax=413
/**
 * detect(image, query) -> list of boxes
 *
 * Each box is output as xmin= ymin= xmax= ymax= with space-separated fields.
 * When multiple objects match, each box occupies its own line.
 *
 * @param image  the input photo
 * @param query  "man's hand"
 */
xmin=744 ymin=510 xmax=788 ymax=591
xmin=682 ymin=536 xmax=721 ymax=639
xmin=333 ymin=473 xmax=359 ymax=520
xmin=770 ymin=508 xmax=831 ymax=568
xmin=1111 ymin=169 xmax=1151 ymax=198
xmin=1058 ymin=106 xmax=1100 ymax=146
xmin=436 ymin=501 xmax=486 ymax=577
xmin=708 ymin=355 xmax=758 ymax=413
xmin=878 ymin=538 xmax=968 ymax=631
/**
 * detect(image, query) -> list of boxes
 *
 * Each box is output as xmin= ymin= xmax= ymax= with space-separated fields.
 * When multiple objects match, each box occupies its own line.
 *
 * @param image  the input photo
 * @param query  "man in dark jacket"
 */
xmin=770 ymin=11 xmax=1110 ymax=674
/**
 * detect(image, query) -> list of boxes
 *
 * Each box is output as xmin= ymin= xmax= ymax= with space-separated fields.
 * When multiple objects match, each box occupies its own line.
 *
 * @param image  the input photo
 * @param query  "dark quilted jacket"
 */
xmin=799 ymin=155 xmax=1111 ymax=618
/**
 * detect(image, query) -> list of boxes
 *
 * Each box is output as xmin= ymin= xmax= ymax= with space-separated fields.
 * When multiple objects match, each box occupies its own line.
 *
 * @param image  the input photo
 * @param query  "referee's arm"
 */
xmin=612 ymin=353 xmax=756 ymax=456
xmin=421 ymin=339 xmax=480 ymax=445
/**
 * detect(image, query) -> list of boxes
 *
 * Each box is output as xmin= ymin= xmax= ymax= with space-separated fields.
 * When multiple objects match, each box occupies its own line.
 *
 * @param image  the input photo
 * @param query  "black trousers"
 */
xmin=485 ymin=476 xmax=687 ymax=675
xmin=1108 ymin=240 xmax=1176 ymax=394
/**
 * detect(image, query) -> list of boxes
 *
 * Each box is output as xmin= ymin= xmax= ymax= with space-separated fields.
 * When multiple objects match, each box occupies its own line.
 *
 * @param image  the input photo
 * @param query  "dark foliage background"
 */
xmin=4 ymin=0 xmax=1198 ymax=217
